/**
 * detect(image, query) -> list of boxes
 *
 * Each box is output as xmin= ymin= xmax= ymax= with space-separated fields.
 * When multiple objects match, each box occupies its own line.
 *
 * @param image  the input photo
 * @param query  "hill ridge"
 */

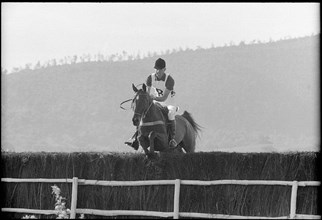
xmin=2 ymin=35 xmax=319 ymax=152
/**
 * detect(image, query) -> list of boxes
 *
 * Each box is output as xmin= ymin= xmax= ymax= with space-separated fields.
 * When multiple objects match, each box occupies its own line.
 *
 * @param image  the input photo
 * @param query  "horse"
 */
xmin=131 ymin=83 xmax=201 ymax=157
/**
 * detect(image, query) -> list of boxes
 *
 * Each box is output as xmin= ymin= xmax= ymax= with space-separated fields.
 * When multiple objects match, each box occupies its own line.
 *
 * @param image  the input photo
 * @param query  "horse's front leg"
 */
xmin=138 ymin=135 xmax=150 ymax=156
xmin=148 ymin=131 xmax=156 ymax=154
xmin=148 ymin=131 xmax=158 ymax=159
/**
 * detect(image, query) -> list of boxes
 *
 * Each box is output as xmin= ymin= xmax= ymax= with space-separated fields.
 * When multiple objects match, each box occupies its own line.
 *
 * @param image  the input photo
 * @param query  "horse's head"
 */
xmin=131 ymin=83 xmax=153 ymax=126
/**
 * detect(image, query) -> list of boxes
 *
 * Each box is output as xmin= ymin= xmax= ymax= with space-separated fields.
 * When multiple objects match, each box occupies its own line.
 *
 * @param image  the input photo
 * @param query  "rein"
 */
xmin=135 ymin=99 xmax=153 ymax=119
xmin=120 ymin=83 xmax=144 ymax=110
xmin=120 ymin=99 xmax=133 ymax=110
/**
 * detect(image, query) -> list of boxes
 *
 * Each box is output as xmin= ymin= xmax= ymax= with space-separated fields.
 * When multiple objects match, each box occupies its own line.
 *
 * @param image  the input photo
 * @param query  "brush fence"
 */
xmin=1 ymin=178 xmax=320 ymax=219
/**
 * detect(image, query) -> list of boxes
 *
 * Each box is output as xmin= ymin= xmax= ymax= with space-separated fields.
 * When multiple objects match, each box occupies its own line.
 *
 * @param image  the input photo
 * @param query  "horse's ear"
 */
xmin=132 ymin=83 xmax=138 ymax=93
xmin=142 ymin=83 xmax=147 ymax=92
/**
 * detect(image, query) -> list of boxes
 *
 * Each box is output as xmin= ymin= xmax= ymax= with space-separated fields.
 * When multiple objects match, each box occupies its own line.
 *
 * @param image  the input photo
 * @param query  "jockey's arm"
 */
xmin=155 ymin=88 xmax=170 ymax=102
xmin=147 ymin=86 xmax=171 ymax=102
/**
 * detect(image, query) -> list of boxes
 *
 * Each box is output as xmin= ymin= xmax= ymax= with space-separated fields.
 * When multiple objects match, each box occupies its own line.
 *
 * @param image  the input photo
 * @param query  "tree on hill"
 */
xmin=72 ymin=55 xmax=78 ymax=64
xmin=2 ymin=67 xmax=8 ymax=75
xmin=34 ymin=61 xmax=41 ymax=69
xmin=6 ymin=33 xmax=320 ymax=74
xmin=239 ymin=41 xmax=246 ymax=46
xmin=25 ymin=63 xmax=32 ymax=70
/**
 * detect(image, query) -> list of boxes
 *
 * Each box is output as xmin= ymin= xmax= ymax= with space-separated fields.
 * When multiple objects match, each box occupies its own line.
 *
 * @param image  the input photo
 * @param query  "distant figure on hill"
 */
xmin=125 ymin=58 xmax=179 ymax=150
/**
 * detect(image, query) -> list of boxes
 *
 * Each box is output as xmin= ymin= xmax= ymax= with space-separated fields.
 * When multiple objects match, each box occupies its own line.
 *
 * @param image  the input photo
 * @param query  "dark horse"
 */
xmin=131 ymin=83 xmax=201 ymax=157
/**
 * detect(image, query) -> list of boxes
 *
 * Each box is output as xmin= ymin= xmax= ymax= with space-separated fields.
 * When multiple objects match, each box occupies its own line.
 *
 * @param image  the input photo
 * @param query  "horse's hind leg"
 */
xmin=176 ymin=117 xmax=195 ymax=153
xmin=175 ymin=144 xmax=184 ymax=153
xmin=181 ymin=133 xmax=196 ymax=153
xmin=177 ymin=143 xmax=186 ymax=153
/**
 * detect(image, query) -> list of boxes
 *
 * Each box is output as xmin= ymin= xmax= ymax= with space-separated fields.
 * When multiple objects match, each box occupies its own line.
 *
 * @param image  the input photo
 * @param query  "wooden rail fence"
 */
xmin=1 ymin=178 xmax=321 ymax=219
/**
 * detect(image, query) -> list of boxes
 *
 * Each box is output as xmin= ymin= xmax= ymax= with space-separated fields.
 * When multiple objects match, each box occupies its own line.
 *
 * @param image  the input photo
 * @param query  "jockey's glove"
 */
xmin=150 ymin=94 xmax=157 ymax=100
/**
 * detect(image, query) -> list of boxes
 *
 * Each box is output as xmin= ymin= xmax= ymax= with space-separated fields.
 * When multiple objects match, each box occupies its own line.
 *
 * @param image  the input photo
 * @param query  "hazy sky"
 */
xmin=1 ymin=2 xmax=320 ymax=71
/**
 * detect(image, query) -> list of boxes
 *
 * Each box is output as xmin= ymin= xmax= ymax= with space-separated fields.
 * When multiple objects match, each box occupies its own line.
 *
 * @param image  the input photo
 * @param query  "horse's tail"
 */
xmin=181 ymin=111 xmax=202 ymax=137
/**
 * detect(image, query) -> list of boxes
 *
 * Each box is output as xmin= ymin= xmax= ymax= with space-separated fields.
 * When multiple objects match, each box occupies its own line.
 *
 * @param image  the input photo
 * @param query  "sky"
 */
xmin=1 ymin=2 xmax=320 ymax=71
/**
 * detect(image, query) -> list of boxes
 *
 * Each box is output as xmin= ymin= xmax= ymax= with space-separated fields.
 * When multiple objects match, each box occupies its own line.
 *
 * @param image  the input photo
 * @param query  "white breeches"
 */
xmin=167 ymin=105 xmax=178 ymax=121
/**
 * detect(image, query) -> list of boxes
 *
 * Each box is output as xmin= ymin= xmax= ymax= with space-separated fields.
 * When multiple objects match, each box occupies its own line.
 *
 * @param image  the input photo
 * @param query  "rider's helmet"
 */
xmin=154 ymin=58 xmax=166 ymax=69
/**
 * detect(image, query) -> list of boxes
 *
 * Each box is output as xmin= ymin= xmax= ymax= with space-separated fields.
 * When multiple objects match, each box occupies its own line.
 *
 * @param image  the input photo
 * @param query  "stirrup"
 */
xmin=124 ymin=141 xmax=132 ymax=146
xmin=124 ymin=138 xmax=135 ymax=145
xmin=125 ymin=138 xmax=139 ymax=150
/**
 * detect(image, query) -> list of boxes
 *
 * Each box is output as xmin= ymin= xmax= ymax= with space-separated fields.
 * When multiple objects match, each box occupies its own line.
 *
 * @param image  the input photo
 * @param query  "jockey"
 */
xmin=125 ymin=58 xmax=179 ymax=150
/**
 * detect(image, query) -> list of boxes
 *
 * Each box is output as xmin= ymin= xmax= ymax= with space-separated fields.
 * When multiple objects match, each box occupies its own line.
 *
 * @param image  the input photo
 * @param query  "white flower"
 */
xmin=22 ymin=215 xmax=37 ymax=219
xmin=55 ymin=205 xmax=61 ymax=210
xmin=51 ymin=185 xmax=61 ymax=195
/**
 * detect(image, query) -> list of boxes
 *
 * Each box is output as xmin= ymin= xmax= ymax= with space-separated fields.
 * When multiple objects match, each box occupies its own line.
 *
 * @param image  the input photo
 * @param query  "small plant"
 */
xmin=51 ymin=185 xmax=71 ymax=219
xmin=22 ymin=185 xmax=85 ymax=219
xmin=21 ymin=215 xmax=37 ymax=219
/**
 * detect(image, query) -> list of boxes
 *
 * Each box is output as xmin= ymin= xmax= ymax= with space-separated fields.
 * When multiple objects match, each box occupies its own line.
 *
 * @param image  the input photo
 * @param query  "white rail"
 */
xmin=1 ymin=178 xmax=320 ymax=219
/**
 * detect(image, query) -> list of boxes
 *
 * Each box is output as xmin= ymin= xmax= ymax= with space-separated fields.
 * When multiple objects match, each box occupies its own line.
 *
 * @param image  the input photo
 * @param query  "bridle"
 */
xmin=132 ymin=92 xmax=165 ymax=127
xmin=119 ymin=91 xmax=152 ymax=117
xmin=132 ymin=92 xmax=153 ymax=120
xmin=121 ymin=89 xmax=165 ymax=127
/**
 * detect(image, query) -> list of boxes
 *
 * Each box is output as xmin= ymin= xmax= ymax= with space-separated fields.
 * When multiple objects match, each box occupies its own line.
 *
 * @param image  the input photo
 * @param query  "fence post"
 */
xmin=173 ymin=179 xmax=181 ymax=219
xmin=290 ymin=180 xmax=298 ymax=219
xmin=70 ymin=177 xmax=78 ymax=219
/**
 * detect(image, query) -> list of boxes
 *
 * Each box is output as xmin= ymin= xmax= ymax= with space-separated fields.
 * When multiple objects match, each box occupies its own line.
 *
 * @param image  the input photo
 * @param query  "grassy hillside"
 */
xmin=1 ymin=35 xmax=319 ymax=152
xmin=1 ymin=151 xmax=320 ymax=219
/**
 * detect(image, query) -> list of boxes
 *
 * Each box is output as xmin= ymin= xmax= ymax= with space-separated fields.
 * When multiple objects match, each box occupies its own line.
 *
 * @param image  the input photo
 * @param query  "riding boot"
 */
xmin=125 ymin=130 xmax=139 ymax=150
xmin=168 ymin=120 xmax=178 ymax=148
